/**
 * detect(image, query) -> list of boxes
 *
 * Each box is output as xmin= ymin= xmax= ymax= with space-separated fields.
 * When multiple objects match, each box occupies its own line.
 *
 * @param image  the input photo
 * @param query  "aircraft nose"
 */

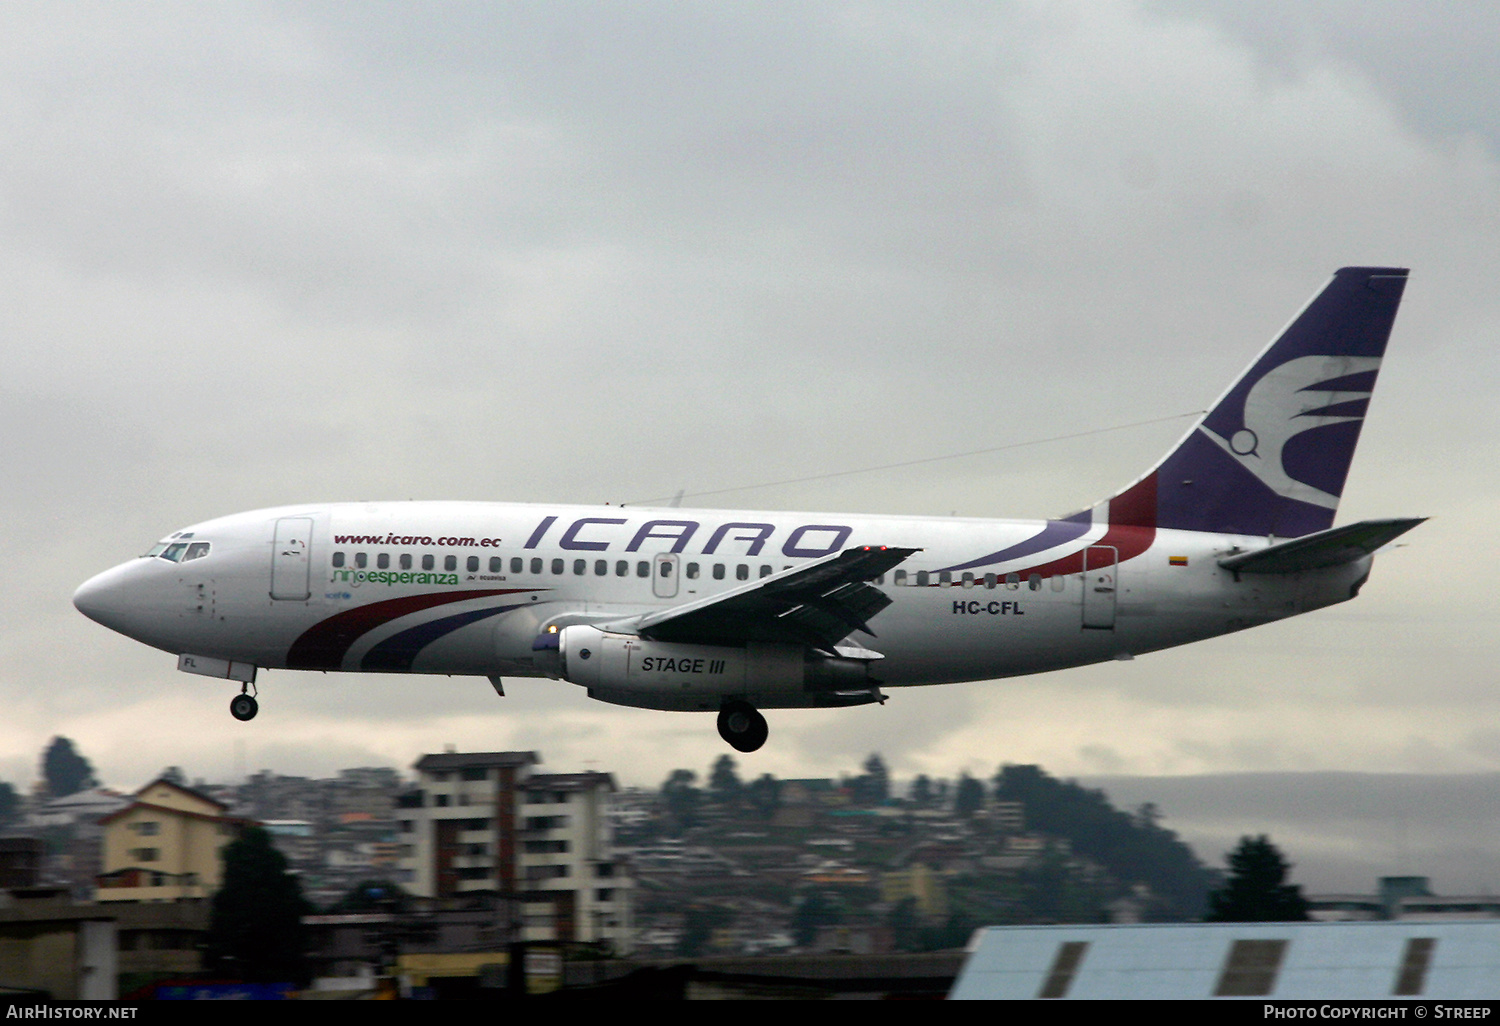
xmin=73 ymin=562 xmax=149 ymax=636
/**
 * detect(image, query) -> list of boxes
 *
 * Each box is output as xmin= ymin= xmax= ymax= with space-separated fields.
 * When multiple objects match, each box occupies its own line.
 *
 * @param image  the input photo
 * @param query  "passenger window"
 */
xmin=511 ymin=557 xmax=523 ymax=573
xmin=985 ymin=573 xmax=997 ymax=589
xmin=401 ymin=554 xmax=413 ymax=570
xmin=616 ymin=560 xmax=629 ymax=577
xmin=686 ymin=563 xmax=699 ymax=580
xmin=595 ymin=559 xmax=608 ymax=576
xmin=444 ymin=555 xmax=457 ymax=572
xmin=713 ymin=564 xmax=725 ymax=580
xmin=939 ymin=571 xmax=951 ymax=586
xmin=490 ymin=557 xmax=502 ymax=572
xmin=636 ymin=561 xmax=649 ymax=578
xmin=736 ymin=564 xmax=749 ymax=581
xmin=659 ymin=562 xmax=672 ymax=578
xmin=183 ymin=542 xmax=211 ymax=561
xmin=916 ymin=571 xmax=930 ymax=587
xmin=332 ymin=551 xmax=345 ymax=568
xmin=1006 ymin=572 xmax=1020 ymax=590
xmin=1028 ymin=574 xmax=1042 ymax=591
xmin=1051 ymin=575 xmax=1065 ymax=592
xmin=377 ymin=553 xmax=390 ymax=569
xmin=354 ymin=553 xmax=367 ymax=569
xmin=759 ymin=565 xmax=772 ymax=578
xmin=552 ymin=558 xmax=564 ymax=575
xmin=574 ymin=559 xmax=587 ymax=575
xmin=875 ymin=574 xmax=884 ymax=585
xmin=961 ymin=572 xmax=974 ymax=588
xmin=465 ymin=556 xmax=477 ymax=572
xmin=893 ymin=570 xmax=907 ymax=586
xmin=530 ymin=557 xmax=542 ymax=574
xmin=422 ymin=555 xmax=435 ymax=571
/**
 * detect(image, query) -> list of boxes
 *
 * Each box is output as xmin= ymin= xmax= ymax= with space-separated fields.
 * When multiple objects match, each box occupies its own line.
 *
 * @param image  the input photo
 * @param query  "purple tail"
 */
xmin=1104 ymin=267 xmax=1409 ymax=539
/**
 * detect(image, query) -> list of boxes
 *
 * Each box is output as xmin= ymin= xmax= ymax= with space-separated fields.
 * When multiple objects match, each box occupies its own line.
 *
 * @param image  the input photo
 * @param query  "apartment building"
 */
xmin=397 ymin=751 xmax=634 ymax=954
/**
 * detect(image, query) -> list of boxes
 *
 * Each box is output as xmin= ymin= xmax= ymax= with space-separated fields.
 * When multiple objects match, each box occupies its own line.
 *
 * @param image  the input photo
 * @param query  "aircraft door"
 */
xmin=271 ymin=517 xmax=313 ymax=600
xmin=653 ymin=553 xmax=680 ymax=599
xmin=1082 ymin=545 xmax=1118 ymax=630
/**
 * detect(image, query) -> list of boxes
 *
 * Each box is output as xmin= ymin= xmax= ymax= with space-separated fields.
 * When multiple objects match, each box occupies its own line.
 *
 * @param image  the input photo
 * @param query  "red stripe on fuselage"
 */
xmin=286 ymin=589 xmax=534 ymax=670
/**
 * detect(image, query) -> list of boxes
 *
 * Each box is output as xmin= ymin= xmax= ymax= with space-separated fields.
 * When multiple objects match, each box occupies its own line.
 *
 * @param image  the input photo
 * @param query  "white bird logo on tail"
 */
xmin=1199 ymin=355 xmax=1381 ymax=509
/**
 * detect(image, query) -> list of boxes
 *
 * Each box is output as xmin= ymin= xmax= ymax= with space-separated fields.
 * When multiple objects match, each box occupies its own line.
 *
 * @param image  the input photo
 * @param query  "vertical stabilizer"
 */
xmin=1103 ymin=267 xmax=1408 ymax=538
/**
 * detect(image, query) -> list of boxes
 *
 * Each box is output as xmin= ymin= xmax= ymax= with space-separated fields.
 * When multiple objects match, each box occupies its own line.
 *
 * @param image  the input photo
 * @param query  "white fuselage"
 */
xmin=73 ymin=500 xmax=1368 ymax=711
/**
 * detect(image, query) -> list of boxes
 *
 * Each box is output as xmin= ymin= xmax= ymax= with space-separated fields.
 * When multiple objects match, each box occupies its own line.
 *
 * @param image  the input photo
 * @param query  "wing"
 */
xmin=600 ymin=546 xmax=919 ymax=651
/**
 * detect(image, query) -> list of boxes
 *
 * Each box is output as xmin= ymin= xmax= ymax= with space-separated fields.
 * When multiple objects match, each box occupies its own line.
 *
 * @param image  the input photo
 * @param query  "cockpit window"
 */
xmin=152 ymin=541 xmax=211 ymax=563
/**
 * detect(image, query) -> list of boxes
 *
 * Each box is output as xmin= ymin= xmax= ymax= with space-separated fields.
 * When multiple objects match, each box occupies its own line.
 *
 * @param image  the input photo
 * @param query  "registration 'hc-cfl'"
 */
xmin=75 ymin=268 xmax=1421 ymax=752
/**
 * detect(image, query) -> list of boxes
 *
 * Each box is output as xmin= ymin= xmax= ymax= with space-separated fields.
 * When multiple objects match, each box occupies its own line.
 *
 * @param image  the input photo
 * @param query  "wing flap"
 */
xmin=607 ymin=545 xmax=919 ymax=649
xmin=1218 ymin=518 xmax=1425 ymax=574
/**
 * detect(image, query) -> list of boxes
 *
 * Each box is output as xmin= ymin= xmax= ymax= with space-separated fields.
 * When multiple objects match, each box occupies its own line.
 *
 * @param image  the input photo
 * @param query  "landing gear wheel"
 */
xmin=230 ymin=693 xmax=259 ymax=722
xmin=717 ymin=700 xmax=768 ymax=753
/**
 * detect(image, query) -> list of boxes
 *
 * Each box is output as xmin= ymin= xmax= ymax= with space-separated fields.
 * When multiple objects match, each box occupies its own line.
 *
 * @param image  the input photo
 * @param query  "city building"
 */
xmin=94 ymin=777 xmax=251 ymax=902
xmin=397 ymin=751 xmax=634 ymax=953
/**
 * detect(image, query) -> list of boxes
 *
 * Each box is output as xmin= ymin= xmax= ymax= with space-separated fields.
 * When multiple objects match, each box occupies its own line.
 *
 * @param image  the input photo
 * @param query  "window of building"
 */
xmin=135 ymin=821 xmax=160 ymax=836
xmin=434 ymin=794 xmax=450 ymax=807
xmin=461 ymin=768 xmax=487 ymax=781
xmin=597 ymin=889 xmax=614 ymax=902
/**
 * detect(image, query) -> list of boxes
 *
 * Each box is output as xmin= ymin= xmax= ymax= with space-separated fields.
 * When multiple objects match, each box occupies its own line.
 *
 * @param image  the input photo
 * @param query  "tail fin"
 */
xmin=1101 ymin=266 xmax=1409 ymax=538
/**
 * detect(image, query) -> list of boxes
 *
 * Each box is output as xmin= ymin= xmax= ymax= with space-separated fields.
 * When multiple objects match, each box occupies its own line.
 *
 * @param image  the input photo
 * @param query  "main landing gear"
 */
xmin=717 ymin=700 xmax=768 ymax=753
xmin=230 ymin=684 xmax=258 ymax=722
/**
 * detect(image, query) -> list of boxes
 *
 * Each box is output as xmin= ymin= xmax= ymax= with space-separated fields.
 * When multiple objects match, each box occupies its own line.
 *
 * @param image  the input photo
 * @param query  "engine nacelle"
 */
xmin=556 ymin=625 xmax=877 ymax=704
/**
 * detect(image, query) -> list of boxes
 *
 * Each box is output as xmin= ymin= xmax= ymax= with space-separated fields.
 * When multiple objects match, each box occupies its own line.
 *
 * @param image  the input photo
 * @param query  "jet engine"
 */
xmin=552 ymin=624 xmax=879 ymax=705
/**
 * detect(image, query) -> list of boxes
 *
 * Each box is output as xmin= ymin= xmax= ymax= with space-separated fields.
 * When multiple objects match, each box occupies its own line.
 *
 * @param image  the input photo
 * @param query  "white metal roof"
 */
xmin=950 ymin=921 xmax=1500 ymax=1000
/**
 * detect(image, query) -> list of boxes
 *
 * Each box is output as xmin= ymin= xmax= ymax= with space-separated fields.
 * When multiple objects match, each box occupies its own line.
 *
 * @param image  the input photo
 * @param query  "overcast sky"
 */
xmin=5 ymin=1 xmax=1499 ymax=885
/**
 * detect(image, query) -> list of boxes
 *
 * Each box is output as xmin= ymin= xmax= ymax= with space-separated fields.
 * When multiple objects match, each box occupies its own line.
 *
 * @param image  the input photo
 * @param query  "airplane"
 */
xmin=74 ymin=266 xmax=1420 ymax=752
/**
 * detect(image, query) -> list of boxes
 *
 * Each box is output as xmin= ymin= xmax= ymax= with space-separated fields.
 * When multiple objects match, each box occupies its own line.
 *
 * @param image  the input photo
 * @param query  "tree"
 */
xmin=0 ymin=782 xmax=19 ymax=828
xmin=954 ymin=773 xmax=985 ymax=818
xmin=852 ymin=753 xmax=890 ymax=805
xmin=661 ymin=769 xmax=701 ymax=831
xmin=157 ymin=766 xmax=187 ymax=787
xmin=1206 ymin=835 xmax=1309 ymax=922
xmin=206 ymin=826 xmax=311 ymax=982
xmin=745 ymin=773 xmax=781 ymax=820
xmin=708 ymin=755 xmax=741 ymax=802
xmin=41 ymin=737 xmax=96 ymax=798
xmin=909 ymin=774 xmax=933 ymax=806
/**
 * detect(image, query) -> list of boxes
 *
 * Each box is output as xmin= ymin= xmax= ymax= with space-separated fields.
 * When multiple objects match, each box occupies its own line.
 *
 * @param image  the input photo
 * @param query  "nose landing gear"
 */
xmin=717 ymin=700 xmax=768 ymax=752
xmin=230 ymin=684 xmax=258 ymax=722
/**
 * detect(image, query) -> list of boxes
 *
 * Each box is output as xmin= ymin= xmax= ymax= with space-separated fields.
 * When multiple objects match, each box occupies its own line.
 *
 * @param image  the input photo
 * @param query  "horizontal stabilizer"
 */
xmin=1218 ymin=518 xmax=1425 ymax=574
